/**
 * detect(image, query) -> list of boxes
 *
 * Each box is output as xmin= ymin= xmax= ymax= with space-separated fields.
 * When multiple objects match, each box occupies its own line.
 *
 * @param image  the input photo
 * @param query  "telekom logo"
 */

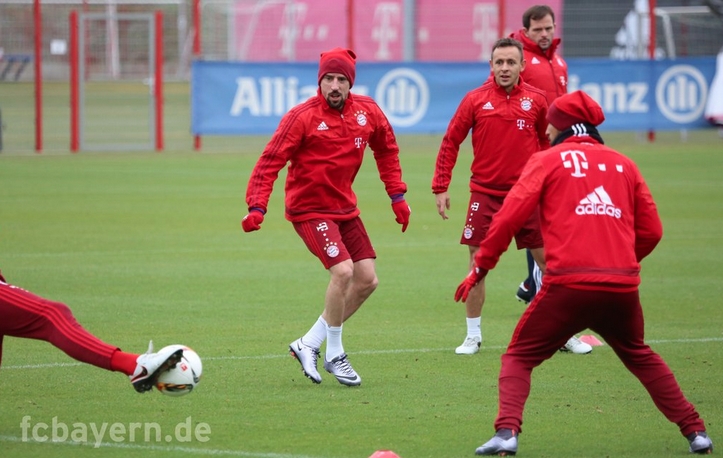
xmin=372 ymin=3 xmax=400 ymax=60
xmin=278 ymin=3 xmax=308 ymax=60
xmin=473 ymin=4 xmax=498 ymax=61
xmin=560 ymin=150 xmax=588 ymax=177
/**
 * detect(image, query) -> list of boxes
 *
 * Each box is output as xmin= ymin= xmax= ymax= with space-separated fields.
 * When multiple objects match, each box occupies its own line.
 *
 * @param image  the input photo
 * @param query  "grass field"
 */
xmin=0 ymin=82 xmax=721 ymax=457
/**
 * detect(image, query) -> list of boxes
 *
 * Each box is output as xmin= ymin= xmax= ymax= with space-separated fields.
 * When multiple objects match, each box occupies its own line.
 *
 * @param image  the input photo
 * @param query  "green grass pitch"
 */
xmin=0 ymin=82 xmax=721 ymax=457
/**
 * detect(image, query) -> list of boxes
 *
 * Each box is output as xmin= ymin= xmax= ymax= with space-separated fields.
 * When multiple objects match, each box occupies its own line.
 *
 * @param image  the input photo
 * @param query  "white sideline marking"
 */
xmin=0 ymin=434 xmax=328 ymax=458
xmin=1 ymin=338 xmax=720 ymax=457
xmin=2 ymin=337 xmax=722 ymax=370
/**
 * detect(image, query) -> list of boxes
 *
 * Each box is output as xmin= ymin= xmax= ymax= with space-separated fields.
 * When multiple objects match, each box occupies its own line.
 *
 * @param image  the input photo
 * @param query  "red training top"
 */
xmin=474 ymin=134 xmax=663 ymax=287
xmin=432 ymin=78 xmax=549 ymax=197
xmin=510 ymin=29 xmax=568 ymax=105
xmin=246 ymin=90 xmax=407 ymax=222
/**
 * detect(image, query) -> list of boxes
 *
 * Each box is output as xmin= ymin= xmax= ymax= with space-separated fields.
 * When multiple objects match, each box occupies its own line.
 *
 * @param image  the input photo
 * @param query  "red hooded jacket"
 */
xmin=510 ymin=29 xmax=568 ymax=105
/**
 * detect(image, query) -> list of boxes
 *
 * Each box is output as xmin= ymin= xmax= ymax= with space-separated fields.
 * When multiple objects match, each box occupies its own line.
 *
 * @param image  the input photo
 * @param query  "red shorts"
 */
xmin=460 ymin=191 xmax=543 ymax=249
xmin=293 ymin=217 xmax=376 ymax=269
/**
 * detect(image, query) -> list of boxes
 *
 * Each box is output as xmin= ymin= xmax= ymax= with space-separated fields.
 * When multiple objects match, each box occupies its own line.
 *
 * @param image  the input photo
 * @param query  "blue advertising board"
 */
xmin=191 ymin=57 xmax=716 ymax=135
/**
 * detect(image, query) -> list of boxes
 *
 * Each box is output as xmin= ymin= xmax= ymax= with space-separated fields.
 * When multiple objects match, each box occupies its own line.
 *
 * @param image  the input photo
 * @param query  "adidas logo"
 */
xmin=482 ymin=101 xmax=494 ymax=110
xmin=571 ymin=123 xmax=590 ymax=137
xmin=531 ymin=57 xmax=540 ymax=64
xmin=575 ymin=186 xmax=622 ymax=218
xmin=317 ymin=122 xmax=328 ymax=131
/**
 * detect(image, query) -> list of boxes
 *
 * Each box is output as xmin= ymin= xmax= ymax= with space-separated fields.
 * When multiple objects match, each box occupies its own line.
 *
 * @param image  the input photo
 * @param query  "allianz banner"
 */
xmin=191 ymin=57 xmax=715 ymax=135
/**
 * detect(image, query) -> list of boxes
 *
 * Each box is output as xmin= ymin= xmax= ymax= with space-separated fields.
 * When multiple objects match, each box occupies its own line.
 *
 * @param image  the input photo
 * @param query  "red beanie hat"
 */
xmin=318 ymin=47 xmax=356 ymax=87
xmin=547 ymin=90 xmax=605 ymax=130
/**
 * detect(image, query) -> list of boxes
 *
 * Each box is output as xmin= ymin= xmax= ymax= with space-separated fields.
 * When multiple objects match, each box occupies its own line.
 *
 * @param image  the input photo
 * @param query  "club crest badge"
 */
xmin=463 ymin=226 xmax=474 ymax=240
xmin=520 ymin=97 xmax=533 ymax=111
xmin=326 ymin=243 xmax=340 ymax=258
xmin=355 ymin=111 xmax=368 ymax=126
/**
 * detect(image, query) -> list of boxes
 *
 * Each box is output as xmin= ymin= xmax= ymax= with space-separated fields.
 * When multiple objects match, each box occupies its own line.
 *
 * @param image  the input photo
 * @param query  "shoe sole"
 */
xmin=133 ymin=349 xmax=184 ymax=393
xmin=323 ymin=367 xmax=361 ymax=387
xmin=690 ymin=443 xmax=713 ymax=454
xmin=476 ymin=450 xmax=516 ymax=456
xmin=455 ymin=347 xmax=480 ymax=355
xmin=327 ymin=374 xmax=361 ymax=387
xmin=558 ymin=347 xmax=593 ymax=355
xmin=289 ymin=347 xmax=322 ymax=384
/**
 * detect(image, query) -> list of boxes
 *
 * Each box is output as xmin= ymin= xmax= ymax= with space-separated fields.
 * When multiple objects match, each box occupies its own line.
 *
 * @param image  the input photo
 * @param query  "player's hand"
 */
xmin=241 ymin=209 xmax=265 ymax=232
xmin=391 ymin=199 xmax=411 ymax=232
xmin=454 ymin=266 xmax=488 ymax=302
xmin=435 ymin=192 xmax=450 ymax=220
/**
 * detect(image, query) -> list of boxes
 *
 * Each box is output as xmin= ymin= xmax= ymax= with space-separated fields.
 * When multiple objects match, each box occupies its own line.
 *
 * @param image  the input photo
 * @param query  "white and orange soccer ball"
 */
xmin=155 ymin=345 xmax=203 ymax=397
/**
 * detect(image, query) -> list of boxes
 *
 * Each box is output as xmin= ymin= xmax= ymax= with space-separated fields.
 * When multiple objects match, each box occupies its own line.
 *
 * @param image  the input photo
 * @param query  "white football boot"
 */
xmin=476 ymin=429 xmax=518 ymax=456
xmin=560 ymin=336 xmax=593 ymax=354
xmin=130 ymin=340 xmax=184 ymax=393
xmin=289 ymin=338 xmax=322 ymax=384
xmin=688 ymin=431 xmax=713 ymax=454
xmin=323 ymin=353 xmax=361 ymax=386
xmin=455 ymin=336 xmax=481 ymax=355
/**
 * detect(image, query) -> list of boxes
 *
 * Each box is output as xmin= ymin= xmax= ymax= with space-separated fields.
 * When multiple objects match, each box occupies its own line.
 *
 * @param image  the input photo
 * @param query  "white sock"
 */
xmin=302 ymin=316 xmax=327 ymax=349
xmin=325 ymin=325 xmax=344 ymax=361
xmin=466 ymin=317 xmax=482 ymax=339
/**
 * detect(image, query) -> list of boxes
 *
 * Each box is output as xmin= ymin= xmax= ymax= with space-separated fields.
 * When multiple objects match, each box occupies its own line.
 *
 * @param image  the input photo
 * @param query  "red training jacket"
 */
xmin=246 ymin=90 xmax=407 ymax=222
xmin=474 ymin=134 xmax=663 ymax=287
xmin=510 ymin=29 xmax=568 ymax=105
xmin=432 ymin=78 xmax=549 ymax=197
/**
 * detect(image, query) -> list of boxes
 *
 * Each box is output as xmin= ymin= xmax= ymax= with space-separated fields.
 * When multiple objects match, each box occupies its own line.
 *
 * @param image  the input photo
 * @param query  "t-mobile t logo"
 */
xmin=372 ymin=3 xmax=400 ymax=60
xmin=560 ymin=150 xmax=588 ymax=177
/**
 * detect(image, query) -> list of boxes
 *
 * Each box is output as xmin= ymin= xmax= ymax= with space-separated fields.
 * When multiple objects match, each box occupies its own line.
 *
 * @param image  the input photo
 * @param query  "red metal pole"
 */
xmin=34 ymin=0 xmax=42 ymax=152
xmin=70 ymin=11 xmax=79 ymax=152
xmin=498 ymin=0 xmax=506 ymax=38
xmin=193 ymin=0 xmax=202 ymax=150
xmin=648 ymin=0 xmax=656 ymax=142
xmin=347 ymin=0 xmax=354 ymax=51
xmin=155 ymin=10 xmax=164 ymax=151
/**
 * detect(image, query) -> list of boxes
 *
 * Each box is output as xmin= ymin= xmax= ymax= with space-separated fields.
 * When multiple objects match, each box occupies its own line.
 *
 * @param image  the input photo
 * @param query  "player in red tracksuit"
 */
xmin=432 ymin=37 xmax=549 ymax=356
xmin=509 ymin=5 xmax=570 ymax=309
xmin=242 ymin=47 xmax=409 ymax=387
xmin=0 ymin=270 xmax=183 ymax=392
xmin=455 ymin=91 xmax=713 ymax=456
xmin=509 ymin=5 xmax=568 ymax=107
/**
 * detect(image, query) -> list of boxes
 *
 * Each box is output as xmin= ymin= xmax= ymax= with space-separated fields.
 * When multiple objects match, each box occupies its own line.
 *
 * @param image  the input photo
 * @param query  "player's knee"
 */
xmin=50 ymin=300 xmax=76 ymax=321
xmin=362 ymin=274 xmax=379 ymax=294
xmin=330 ymin=260 xmax=355 ymax=283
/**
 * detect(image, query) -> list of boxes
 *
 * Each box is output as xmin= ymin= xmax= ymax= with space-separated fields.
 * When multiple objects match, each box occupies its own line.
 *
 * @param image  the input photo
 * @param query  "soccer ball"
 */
xmin=155 ymin=345 xmax=203 ymax=397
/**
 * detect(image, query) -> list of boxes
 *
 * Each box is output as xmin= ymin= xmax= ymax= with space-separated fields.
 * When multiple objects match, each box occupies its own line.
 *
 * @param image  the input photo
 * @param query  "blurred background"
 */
xmin=0 ymin=0 xmax=721 ymax=152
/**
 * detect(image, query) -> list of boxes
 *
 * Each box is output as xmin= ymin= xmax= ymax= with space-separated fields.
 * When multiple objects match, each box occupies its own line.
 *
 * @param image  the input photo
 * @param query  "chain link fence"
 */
xmin=0 ymin=0 xmax=189 ymax=82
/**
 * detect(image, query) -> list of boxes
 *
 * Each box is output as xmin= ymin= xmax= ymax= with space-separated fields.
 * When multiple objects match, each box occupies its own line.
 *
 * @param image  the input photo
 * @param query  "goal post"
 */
xmin=69 ymin=10 xmax=164 ymax=152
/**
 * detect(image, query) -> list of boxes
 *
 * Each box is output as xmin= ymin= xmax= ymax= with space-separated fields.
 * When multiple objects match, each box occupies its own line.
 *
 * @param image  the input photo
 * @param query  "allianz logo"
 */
xmin=375 ymin=68 xmax=430 ymax=127
xmin=229 ymin=69 xmax=430 ymax=128
xmin=567 ymin=64 xmax=708 ymax=124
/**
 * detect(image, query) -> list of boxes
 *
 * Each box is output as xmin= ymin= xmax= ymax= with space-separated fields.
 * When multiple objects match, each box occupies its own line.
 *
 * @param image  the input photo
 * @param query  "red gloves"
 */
xmin=241 ymin=209 xmax=265 ymax=232
xmin=391 ymin=197 xmax=411 ymax=233
xmin=454 ymin=266 xmax=488 ymax=302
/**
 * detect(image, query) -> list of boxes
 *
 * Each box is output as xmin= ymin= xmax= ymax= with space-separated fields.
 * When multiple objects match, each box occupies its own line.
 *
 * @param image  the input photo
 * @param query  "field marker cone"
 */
xmin=579 ymin=334 xmax=604 ymax=346
xmin=369 ymin=451 xmax=401 ymax=458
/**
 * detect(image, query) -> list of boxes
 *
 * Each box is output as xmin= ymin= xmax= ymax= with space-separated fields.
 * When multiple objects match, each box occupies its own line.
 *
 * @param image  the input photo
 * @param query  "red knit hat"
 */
xmin=547 ymin=90 xmax=605 ymax=130
xmin=318 ymin=47 xmax=356 ymax=87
